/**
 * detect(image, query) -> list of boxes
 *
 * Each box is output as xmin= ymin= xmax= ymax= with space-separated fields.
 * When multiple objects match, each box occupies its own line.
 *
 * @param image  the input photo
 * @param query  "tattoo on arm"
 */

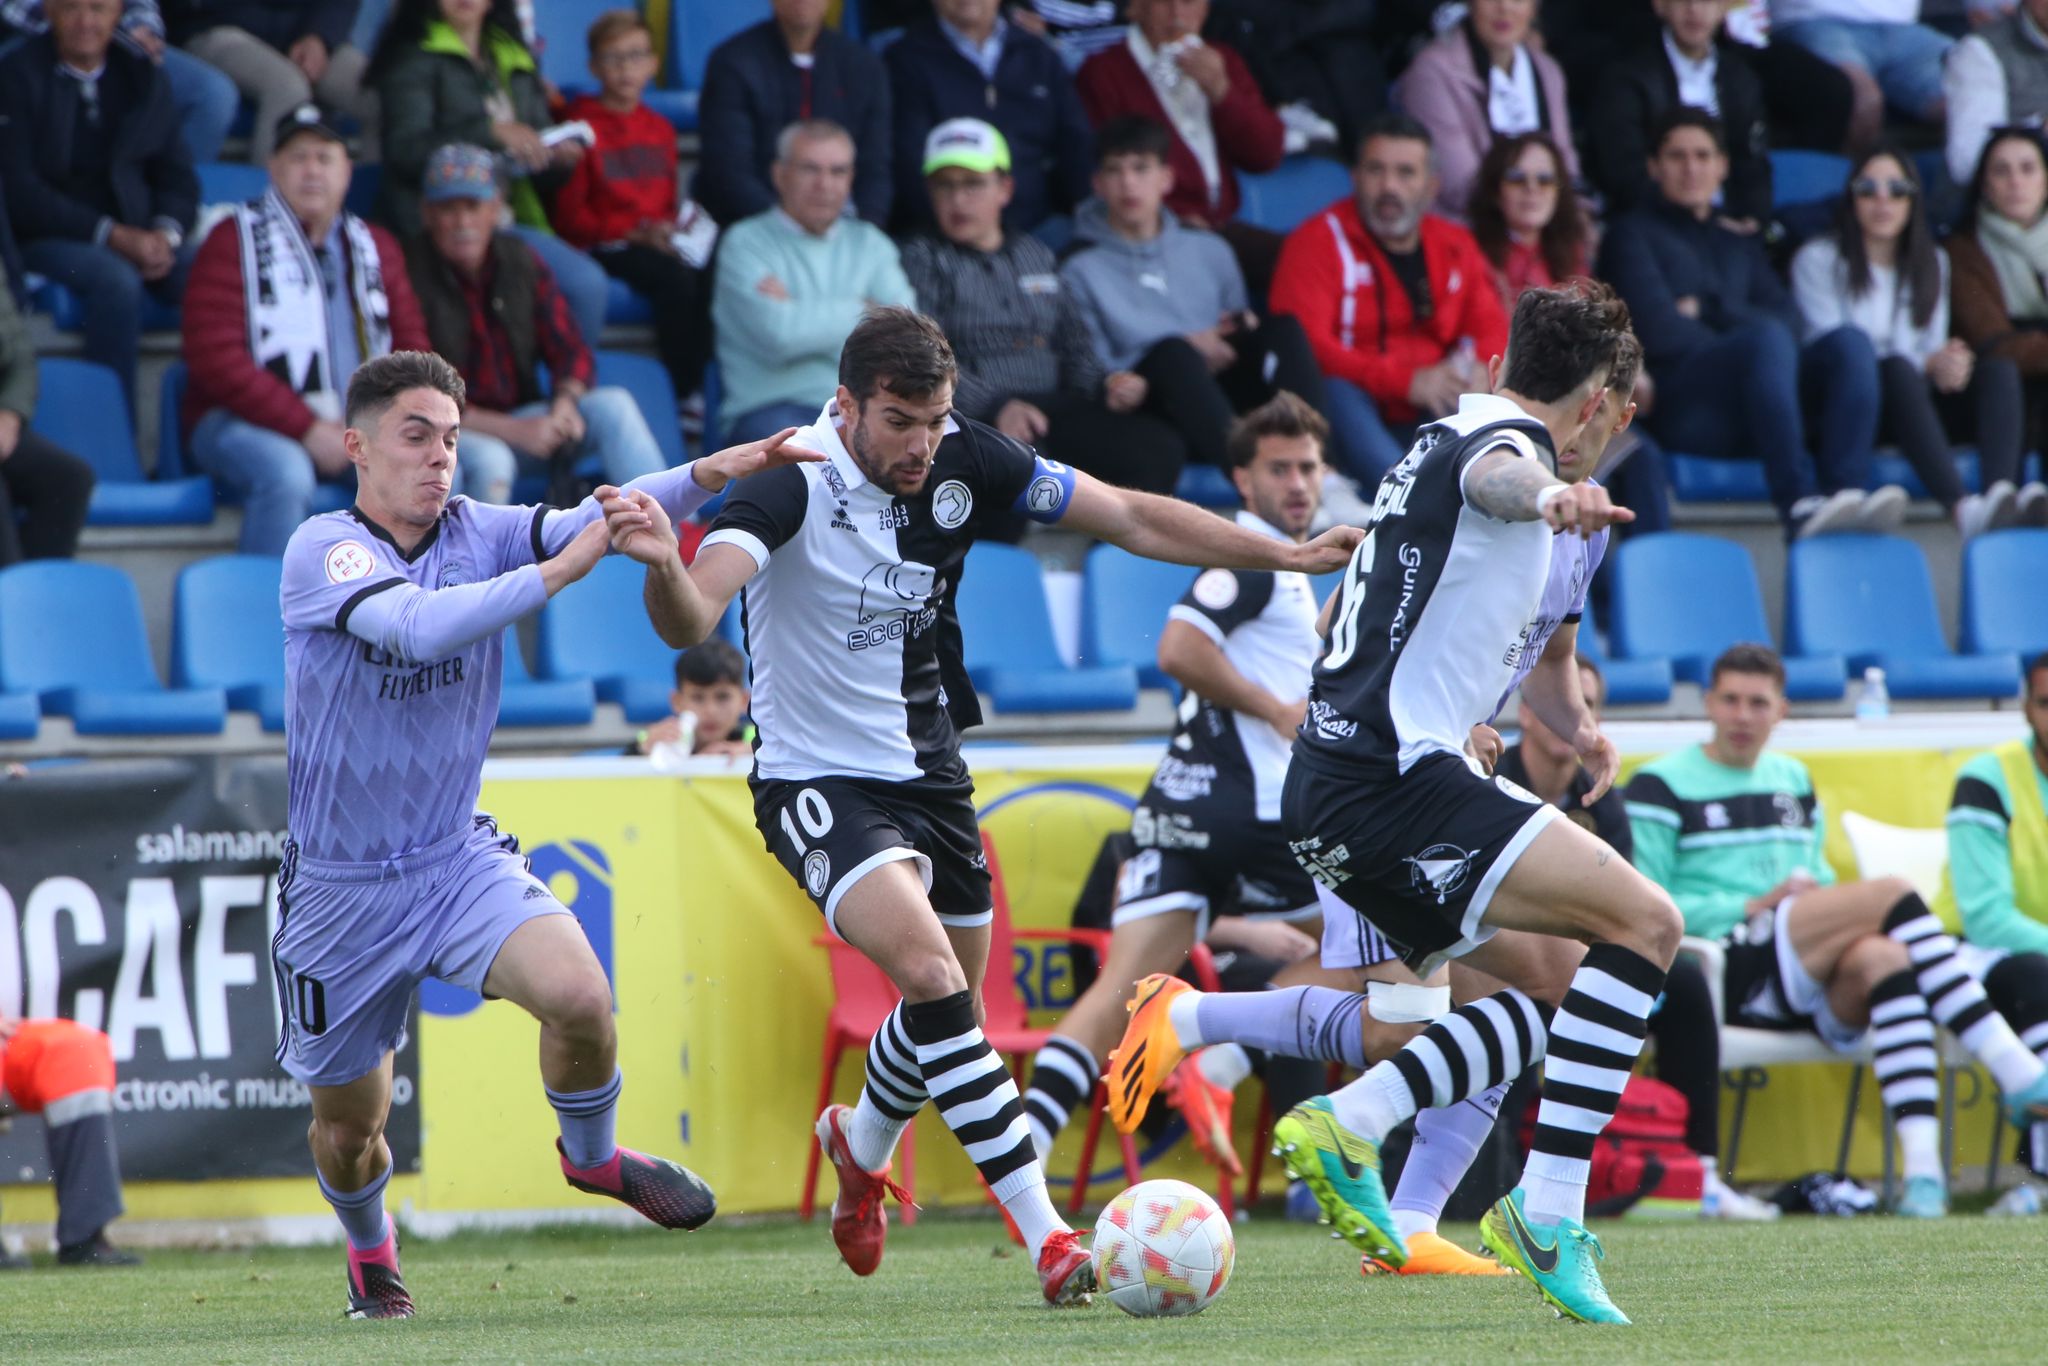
xmin=1463 ymin=448 xmax=1561 ymax=522
xmin=1597 ymin=849 xmax=1611 ymax=867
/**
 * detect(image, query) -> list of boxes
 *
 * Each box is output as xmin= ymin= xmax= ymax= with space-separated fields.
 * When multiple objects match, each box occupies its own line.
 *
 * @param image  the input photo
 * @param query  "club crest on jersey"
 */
xmin=932 ymin=479 xmax=973 ymax=529
xmin=325 ymin=539 xmax=374 ymax=584
xmin=438 ymin=560 xmax=470 ymax=588
xmin=850 ymin=559 xmax=939 ymax=649
xmin=1405 ymin=844 xmax=1475 ymax=904
xmin=804 ymin=849 xmax=831 ymax=898
xmin=1025 ymin=474 xmax=1065 ymax=516
xmin=822 ymin=462 xmax=848 ymax=498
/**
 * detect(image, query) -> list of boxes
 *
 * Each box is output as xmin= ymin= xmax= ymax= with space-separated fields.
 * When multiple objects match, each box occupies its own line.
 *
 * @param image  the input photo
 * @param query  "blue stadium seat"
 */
xmin=536 ymin=555 xmax=679 ymax=721
xmin=156 ymin=361 xmax=351 ymax=513
xmin=664 ymin=0 xmax=774 ymax=130
xmin=1770 ymin=149 xmax=1852 ymax=210
xmin=604 ymin=276 xmax=656 ymax=326
xmin=1575 ymin=597 xmax=1674 ymax=706
xmin=1786 ymin=534 xmax=2020 ymax=699
xmin=1236 ymin=155 xmax=1351 ymax=234
xmin=1080 ymin=546 xmax=1196 ymax=690
xmin=196 ymin=160 xmax=272 ymax=206
xmin=31 ymin=358 xmax=214 ymax=525
xmin=1609 ymin=532 xmax=1846 ymax=700
xmin=0 ymin=691 xmax=37 ymax=740
xmin=1666 ymin=449 xmax=1982 ymax=503
xmin=1174 ymin=465 xmax=1239 ymax=508
xmin=956 ymin=545 xmax=1137 ymax=712
xmin=532 ymin=0 xmax=611 ymax=94
xmin=500 ymin=627 xmax=598 ymax=727
xmin=173 ymin=555 xmax=287 ymax=731
xmin=595 ymin=348 xmax=688 ymax=469
xmin=1960 ymin=529 xmax=2048 ymax=662
xmin=0 ymin=562 xmax=227 ymax=734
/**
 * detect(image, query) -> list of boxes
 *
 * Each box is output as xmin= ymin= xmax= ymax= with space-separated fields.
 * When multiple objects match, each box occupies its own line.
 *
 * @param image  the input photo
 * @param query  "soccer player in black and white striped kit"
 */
xmin=597 ymin=308 xmax=1359 ymax=1305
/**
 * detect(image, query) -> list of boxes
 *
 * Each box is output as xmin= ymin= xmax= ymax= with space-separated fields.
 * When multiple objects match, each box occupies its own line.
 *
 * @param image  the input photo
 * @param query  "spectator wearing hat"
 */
xmin=884 ymin=0 xmax=1096 ymax=233
xmin=553 ymin=9 xmax=710 ymax=402
xmin=1074 ymin=0 xmax=1286 ymax=288
xmin=712 ymin=119 xmax=915 ymax=443
xmin=902 ymin=118 xmax=1188 ymax=494
xmin=694 ymin=0 xmax=893 ymax=228
xmin=403 ymin=142 xmax=668 ymax=504
xmin=161 ymin=0 xmax=372 ymax=162
xmin=0 ymin=0 xmax=240 ymax=161
xmin=0 ymin=0 xmax=199 ymax=406
xmin=181 ymin=107 xmax=432 ymax=556
xmin=0 ymin=240 xmax=95 ymax=570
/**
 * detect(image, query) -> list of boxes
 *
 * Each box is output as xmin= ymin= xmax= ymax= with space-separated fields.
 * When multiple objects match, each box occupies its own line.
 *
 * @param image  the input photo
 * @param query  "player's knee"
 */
xmin=897 ymin=948 xmax=969 ymax=1004
xmin=1868 ymin=876 xmax=1917 ymax=916
xmin=541 ymin=971 xmax=617 ymax=1044
xmin=1838 ymin=934 xmax=1907 ymax=994
xmin=309 ymin=1111 xmax=385 ymax=1167
xmin=1619 ymin=888 xmax=1684 ymax=968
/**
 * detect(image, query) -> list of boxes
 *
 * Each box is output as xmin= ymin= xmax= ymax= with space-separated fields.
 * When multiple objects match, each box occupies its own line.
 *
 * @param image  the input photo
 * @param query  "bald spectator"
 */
xmin=182 ymin=107 xmax=431 ymax=555
xmin=1076 ymin=0 xmax=1285 ymax=285
xmin=885 ymin=0 xmax=1096 ymax=232
xmin=695 ymin=0 xmax=892 ymax=227
xmin=713 ymin=120 xmax=915 ymax=443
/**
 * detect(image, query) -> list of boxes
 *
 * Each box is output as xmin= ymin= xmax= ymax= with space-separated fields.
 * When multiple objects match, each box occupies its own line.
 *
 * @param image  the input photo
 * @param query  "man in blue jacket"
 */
xmin=696 ymin=0 xmax=893 ymax=227
xmin=1598 ymin=107 xmax=1881 ymax=539
xmin=0 ymin=0 xmax=198 ymax=406
xmin=884 ymin=0 xmax=1094 ymax=233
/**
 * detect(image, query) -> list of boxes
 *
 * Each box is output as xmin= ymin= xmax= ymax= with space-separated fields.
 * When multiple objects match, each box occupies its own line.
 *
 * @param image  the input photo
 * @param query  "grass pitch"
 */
xmin=3 ymin=1211 xmax=2045 ymax=1363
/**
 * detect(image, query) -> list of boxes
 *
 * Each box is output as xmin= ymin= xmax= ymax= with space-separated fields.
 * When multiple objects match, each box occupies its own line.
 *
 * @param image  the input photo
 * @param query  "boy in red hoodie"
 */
xmin=552 ymin=10 xmax=709 ymax=400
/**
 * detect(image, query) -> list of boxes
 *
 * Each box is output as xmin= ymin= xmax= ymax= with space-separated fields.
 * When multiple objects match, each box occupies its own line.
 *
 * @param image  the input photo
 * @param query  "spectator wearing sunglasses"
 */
xmin=1947 ymin=125 xmax=2048 ymax=527
xmin=1793 ymin=144 xmax=2032 ymax=540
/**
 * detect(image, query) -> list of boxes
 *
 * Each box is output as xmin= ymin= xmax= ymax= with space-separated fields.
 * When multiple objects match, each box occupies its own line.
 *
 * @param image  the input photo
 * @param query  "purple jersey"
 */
xmin=281 ymin=470 xmax=713 ymax=863
xmin=1494 ymin=519 xmax=1608 ymax=721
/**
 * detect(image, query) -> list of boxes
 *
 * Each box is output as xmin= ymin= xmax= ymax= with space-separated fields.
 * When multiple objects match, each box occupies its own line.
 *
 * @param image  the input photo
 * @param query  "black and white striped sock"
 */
xmin=844 ymin=1002 xmax=926 ymax=1172
xmin=1886 ymin=895 xmax=2045 ymax=1094
xmin=1522 ymin=943 xmax=1668 ymax=1227
xmin=1328 ymin=988 xmax=1551 ymax=1140
xmin=1869 ymin=968 xmax=1943 ymax=1182
xmin=1983 ymin=954 xmax=2048 ymax=1177
xmin=1023 ymin=1035 xmax=1097 ymax=1162
xmin=907 ymin=990 xmax=1066 ymax=1256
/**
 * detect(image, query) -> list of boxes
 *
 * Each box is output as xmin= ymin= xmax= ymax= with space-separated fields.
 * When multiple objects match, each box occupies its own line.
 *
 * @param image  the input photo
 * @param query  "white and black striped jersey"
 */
xmin=701 ymin=401 xmax=1077 ymax=787
xmin=1297 ymin=392 xmax=1557 ymax=779
xmin=1163 ymin=512 xmax=1319 ymax=821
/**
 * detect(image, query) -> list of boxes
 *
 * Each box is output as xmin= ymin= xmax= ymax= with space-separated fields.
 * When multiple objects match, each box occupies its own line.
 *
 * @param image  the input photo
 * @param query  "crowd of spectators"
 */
xmin=8 ymin=0 xmax=2048 ymax=567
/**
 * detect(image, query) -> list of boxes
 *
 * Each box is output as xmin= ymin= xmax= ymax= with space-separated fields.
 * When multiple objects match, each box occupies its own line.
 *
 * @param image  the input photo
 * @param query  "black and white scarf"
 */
xmin=234 ymin=188 xmax=392 ymax=416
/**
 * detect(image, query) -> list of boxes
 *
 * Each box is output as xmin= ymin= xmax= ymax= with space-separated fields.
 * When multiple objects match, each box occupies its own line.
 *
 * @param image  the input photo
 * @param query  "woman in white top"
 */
xmin=1792 ymin=145 xmax=2029 ymax=539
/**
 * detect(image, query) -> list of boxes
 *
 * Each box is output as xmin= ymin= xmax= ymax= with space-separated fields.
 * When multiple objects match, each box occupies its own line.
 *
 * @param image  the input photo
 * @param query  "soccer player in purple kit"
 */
xmin=273 ymin=350 xmax=815 ymax=1319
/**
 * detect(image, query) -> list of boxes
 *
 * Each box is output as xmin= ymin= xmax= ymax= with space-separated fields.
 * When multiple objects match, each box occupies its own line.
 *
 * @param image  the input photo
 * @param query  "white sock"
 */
xmin=991 ymin=1165 xmax=1066 ymax=1259
xmin=844 ymin=1091 xmax=909 ymax=1173
xmin=1167 ymin=989 xmax=1207 ymax=1049
xmin=1388 ymin=1086 xmax=1507 ymax=1236
xmin=1195 ymin=1042 xmax=1253 ymax=1091
xmin=1897 ymin=1113 xmax=1944 ymax=1183
xmin=1328 ymin=1063 xmax=1411 ymax=1144
xmin=1520 ymin=1151 xmax=1591 ymax=1227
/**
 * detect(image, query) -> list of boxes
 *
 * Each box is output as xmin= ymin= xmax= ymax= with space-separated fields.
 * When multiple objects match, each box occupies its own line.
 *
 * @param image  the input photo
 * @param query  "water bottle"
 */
xmin=1855 ymin=667 xmax=1890 ymax=722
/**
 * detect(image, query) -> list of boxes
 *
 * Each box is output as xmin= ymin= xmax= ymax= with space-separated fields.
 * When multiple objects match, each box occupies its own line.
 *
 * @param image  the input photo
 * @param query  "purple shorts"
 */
xmin=271 ymin=814 xmax=572 ymax=1087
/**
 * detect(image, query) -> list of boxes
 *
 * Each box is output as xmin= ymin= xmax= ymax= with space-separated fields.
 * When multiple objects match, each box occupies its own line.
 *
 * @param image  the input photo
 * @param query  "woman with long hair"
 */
xmin=1794 ymin=143 xmax=2032 ymax=538
xmin=367 ymin=0 xmax=610 ymax=344
xmin=1946 ymin=126 xmax=2048 ymax=525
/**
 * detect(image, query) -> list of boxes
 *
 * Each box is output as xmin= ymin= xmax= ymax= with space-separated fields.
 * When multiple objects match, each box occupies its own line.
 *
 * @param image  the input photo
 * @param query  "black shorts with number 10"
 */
xmin=750 ymin=775 xmax=993 ymax=937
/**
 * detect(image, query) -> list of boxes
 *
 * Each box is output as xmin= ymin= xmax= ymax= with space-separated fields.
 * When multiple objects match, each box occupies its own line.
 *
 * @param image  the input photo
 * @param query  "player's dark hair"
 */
xmin=1225 ymin=390 xmax=1329 ymax=470
xmin=345 ymin=350 xmax=466 ymax=428
xmin=674 ymin=639 xmax=746 ymax=690
xmin=839 ymin=306 xmax=957 ymax=405
xmin=1574 ymin=652 xmax=1606 ymax=711
xmin=1354 ymin=111 xmax=1433 ymax=167
xmin=1651 ymin=106 xmax=1725 ymax=156
xmin=1499 ymin=280 xmax=1632 ymax=403
xmin=1608 ymin=329 xmax=1641 ymax=399
xmin=1095 ymin=115 xmax=1173 ymax=167
xmin=2028 ymin=650 xmax=2048 ymax=692
xmin=1709 ymin=642 xmax=1787 ymax=692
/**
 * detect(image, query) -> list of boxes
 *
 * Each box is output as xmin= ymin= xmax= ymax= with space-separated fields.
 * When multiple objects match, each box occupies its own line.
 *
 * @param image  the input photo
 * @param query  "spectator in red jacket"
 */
xmin=181 ymin=107 xmax=432 ymax=556
xmin=1075 ymin=0 xmax=1285 ymax=289
xmin=1268 ymin=113 xmax=1508 ymax=482
xmin=551 ymin=10 xmax=709 ymax=402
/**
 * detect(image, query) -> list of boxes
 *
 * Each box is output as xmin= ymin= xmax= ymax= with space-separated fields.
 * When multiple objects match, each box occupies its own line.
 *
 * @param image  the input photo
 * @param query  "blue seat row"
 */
xmin=1608 ymin=530 xmax=2045 ymax=701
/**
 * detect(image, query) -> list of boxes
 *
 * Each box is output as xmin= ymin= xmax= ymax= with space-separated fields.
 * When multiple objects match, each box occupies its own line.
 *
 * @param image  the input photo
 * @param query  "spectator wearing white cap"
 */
xmin=902 ymin=118 xmax=1188 ymax=494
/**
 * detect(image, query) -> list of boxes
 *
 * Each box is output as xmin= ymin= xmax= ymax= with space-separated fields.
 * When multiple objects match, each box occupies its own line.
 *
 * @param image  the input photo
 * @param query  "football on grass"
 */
xmin=1092 ymin=1179 xmax=1235 ymax=1317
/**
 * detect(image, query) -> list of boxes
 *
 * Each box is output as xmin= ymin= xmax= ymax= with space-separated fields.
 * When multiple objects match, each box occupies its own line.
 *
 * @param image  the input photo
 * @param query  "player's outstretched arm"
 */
xmin=1158 ymin=619 xmax=1304 ymax=735
xmin=601 ymin=489 xmax=756 ymax=647
xmin=1518 ymin=621 xmax=1619 ymax=802
xmin=336 ymin=521 xmax=610 ymax=662
xmin=1060 ymin=470 xmax=1363 ymax=573
xmin=534 ymin=430 xmax=823 ymax=557
xmin=1465 ymin=448 xmax=1636 ymax=538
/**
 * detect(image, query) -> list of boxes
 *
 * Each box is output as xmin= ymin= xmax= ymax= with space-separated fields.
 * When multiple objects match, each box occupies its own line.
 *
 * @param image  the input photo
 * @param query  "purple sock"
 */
xmin=318 ymin=1162 xmax=392 ymax=1252
xmin=1192 ymin=986 xmax=1370 ymax=1068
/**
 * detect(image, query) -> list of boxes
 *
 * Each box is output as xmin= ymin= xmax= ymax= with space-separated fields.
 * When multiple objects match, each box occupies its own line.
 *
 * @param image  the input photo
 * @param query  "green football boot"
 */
xmin=1270 ymin=1097 xmax=1405 ymax=1268
xmin=1481 ymin=1187 xmax=1631 ymax=1325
